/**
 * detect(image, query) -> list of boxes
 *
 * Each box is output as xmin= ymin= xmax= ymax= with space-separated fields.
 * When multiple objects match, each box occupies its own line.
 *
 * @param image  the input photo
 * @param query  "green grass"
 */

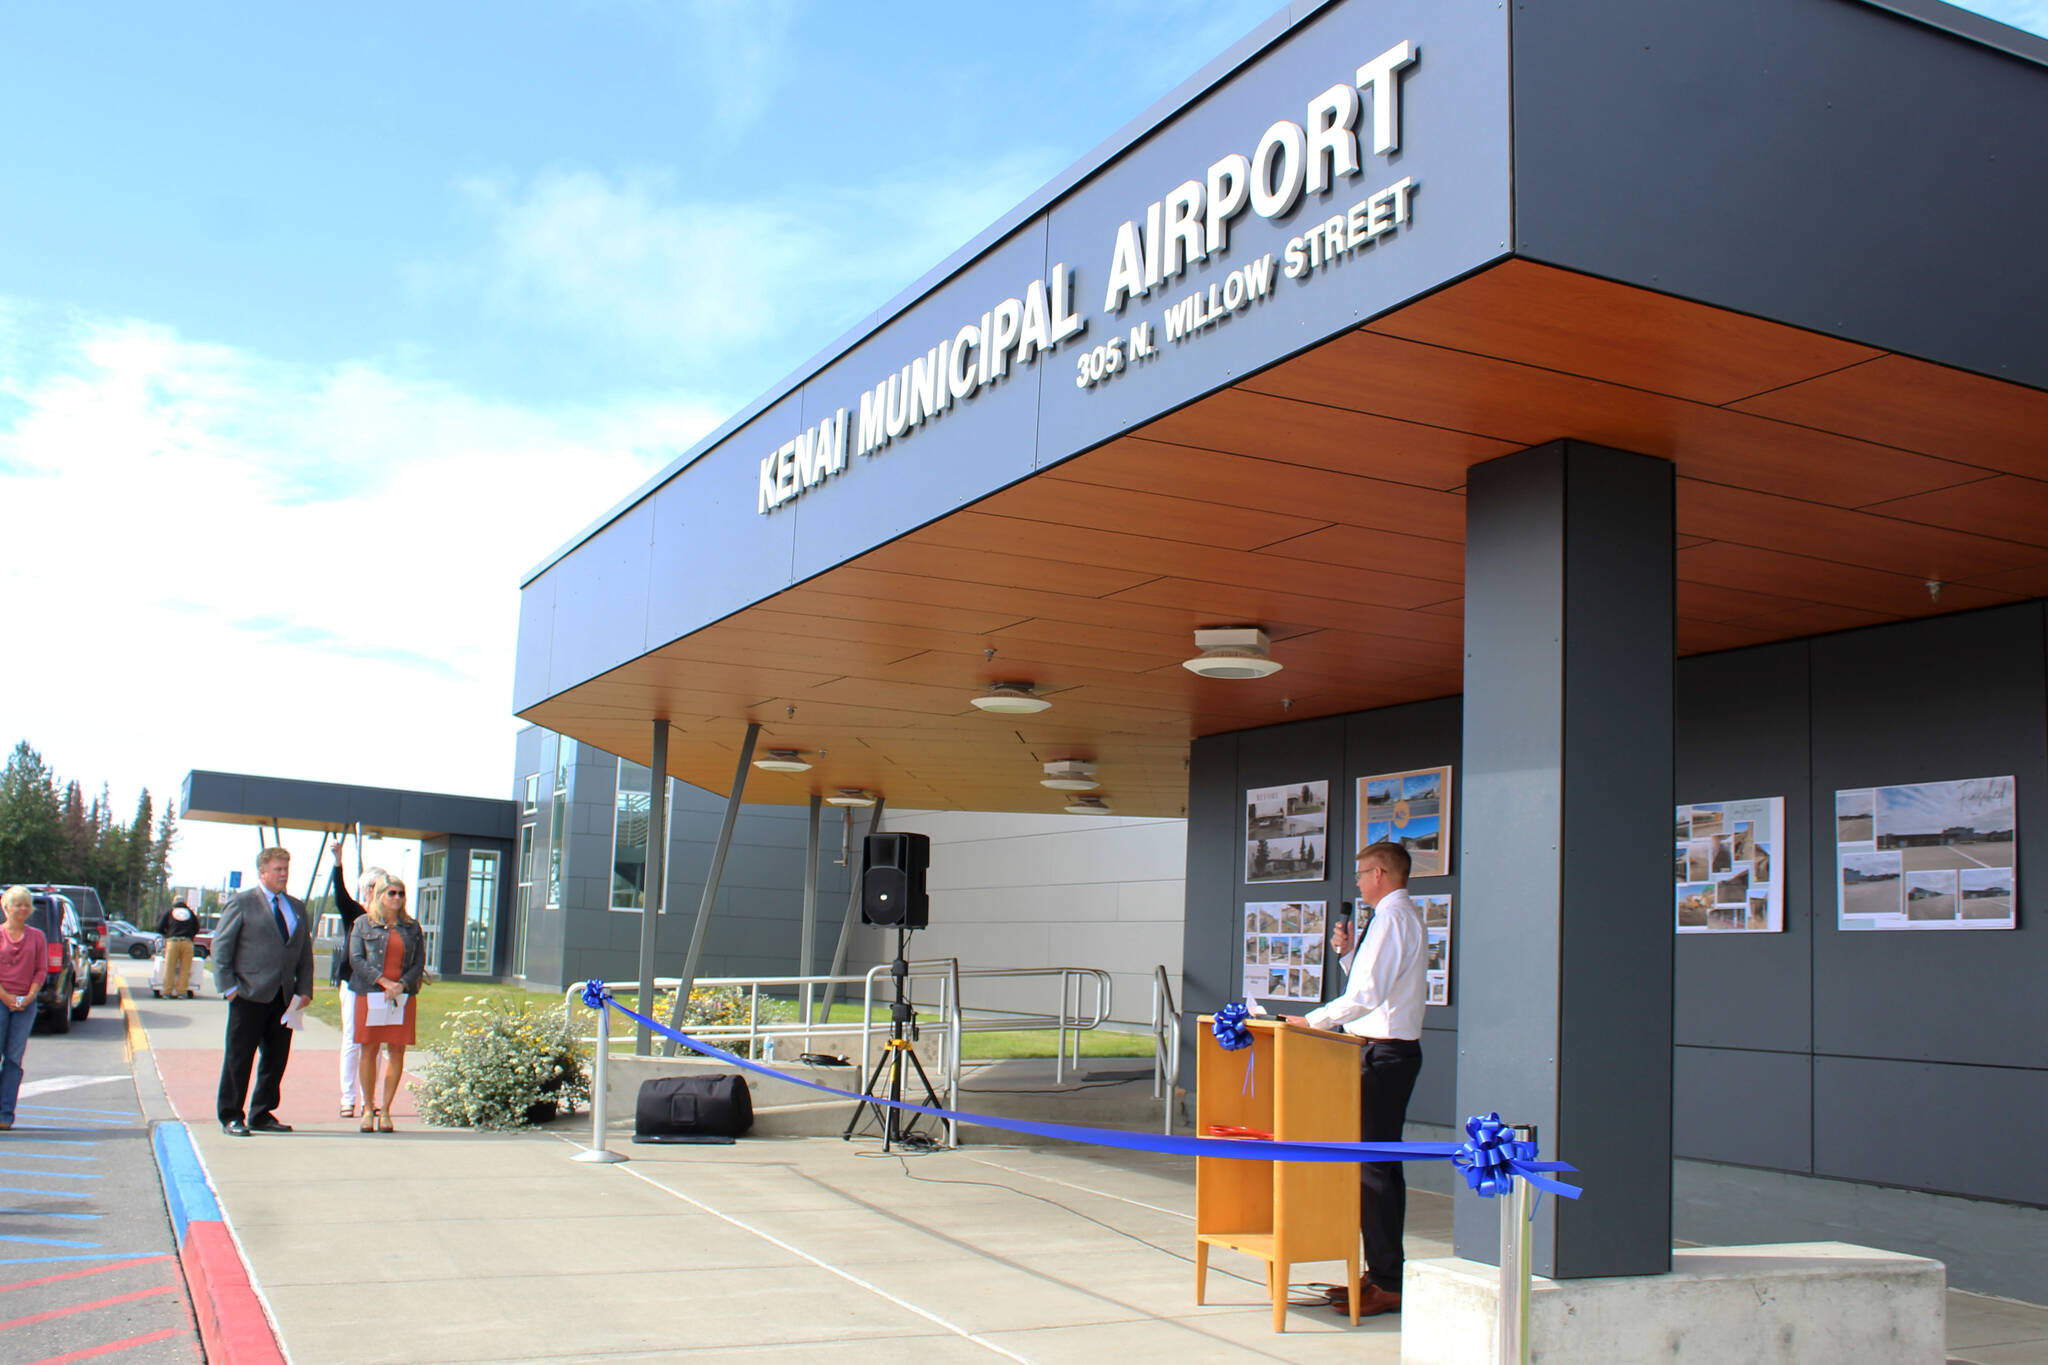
xmin=306 ymin=984 xmax=1157 ymax=1060
xmin=308 ymin=981 xmax=560 ymax=1046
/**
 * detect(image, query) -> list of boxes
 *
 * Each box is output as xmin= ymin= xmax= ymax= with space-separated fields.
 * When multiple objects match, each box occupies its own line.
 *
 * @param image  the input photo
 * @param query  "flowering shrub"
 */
xmin=413 ymin=996 xmax=591 ymax=1131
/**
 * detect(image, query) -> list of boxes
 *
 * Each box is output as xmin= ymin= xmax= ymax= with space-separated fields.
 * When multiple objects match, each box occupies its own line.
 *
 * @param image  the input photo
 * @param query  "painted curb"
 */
xmin=151 ymin=1122 xmax=287 ymax=1365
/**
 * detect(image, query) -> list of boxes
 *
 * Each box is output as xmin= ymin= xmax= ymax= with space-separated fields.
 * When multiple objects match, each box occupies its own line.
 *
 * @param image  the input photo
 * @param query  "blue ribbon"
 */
xmin=576 ymin=983 xmax=1580 ymax=1197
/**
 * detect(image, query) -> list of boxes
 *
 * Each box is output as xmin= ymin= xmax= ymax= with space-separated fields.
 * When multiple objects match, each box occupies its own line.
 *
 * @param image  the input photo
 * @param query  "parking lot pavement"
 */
xmin=0 ymin=968 xmax=200 ymax=1365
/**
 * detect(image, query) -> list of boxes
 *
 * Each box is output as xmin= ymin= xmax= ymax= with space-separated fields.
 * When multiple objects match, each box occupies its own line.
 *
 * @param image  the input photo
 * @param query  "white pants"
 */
xmin=338 ymin=982 xmax=362 ymax=1106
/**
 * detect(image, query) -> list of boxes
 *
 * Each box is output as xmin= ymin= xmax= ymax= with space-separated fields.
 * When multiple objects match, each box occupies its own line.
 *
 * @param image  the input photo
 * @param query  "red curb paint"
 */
xmin=17 ymin=1327 xmax=185 ymax=1365
xmin=0 ymin=1283 xmax=176 ymax=1330
xmin=0 ymin=1253 xmax=173 ymax=1294
xmin=179 ymin=1223 xmax=284 ymax=1365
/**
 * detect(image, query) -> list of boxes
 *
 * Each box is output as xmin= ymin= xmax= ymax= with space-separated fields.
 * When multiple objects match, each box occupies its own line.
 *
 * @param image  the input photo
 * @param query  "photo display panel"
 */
xmin=1415 ymin=893 xmax=1453 ymax=1005
xmin=1675 ymin=797 xmax=1785 ymax=933
xmin=1245 ymin=780 xmax=1328 ymax=884
xmin=1357 ymin=765 xmax=1453 ymax=877
xmin=1836 ymin=777 xmax=2016 ymax=931
xmin=1242 ymin=901 xmax=1328 ymax=1002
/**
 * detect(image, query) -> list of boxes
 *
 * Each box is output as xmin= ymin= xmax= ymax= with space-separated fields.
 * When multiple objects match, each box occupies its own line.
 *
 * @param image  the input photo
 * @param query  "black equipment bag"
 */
xmin=634 ymin=1073 xmax=754 ymax=1141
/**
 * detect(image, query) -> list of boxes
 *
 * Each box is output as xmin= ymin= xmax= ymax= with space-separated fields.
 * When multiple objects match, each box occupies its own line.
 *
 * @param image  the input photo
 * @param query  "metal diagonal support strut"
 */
xmin=665 ymin=722 xmax=759 ymax=1053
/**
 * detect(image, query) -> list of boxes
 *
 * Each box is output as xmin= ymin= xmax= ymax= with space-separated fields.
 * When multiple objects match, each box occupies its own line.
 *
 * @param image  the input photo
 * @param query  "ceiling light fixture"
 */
xmin=1040 ymin=760 xmax=1100 ymax=792
xmin=1182 ymin=626 xmax=1282 ymax=680
xmin=753 ymin=749 xmax=813 ymax=773
xmin=1064 ymin=796 xmax=1113 ymax=815
xmin=971 ymin=682 xmax=1052 ymax=714
xmin=824 ymin=788 xmax=877 ymax=807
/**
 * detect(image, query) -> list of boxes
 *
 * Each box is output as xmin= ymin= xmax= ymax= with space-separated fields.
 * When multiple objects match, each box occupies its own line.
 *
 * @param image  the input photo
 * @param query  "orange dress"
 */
xmin=353 ymin=930 xmax=417 ymax=1045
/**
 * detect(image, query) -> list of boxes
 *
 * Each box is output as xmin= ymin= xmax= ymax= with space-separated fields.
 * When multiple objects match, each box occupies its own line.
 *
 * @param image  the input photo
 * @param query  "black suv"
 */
xmin=35 ymin=884 xmax=109 ymax=1005
xmin=25 ymin=891 xmax=91 ymax=1032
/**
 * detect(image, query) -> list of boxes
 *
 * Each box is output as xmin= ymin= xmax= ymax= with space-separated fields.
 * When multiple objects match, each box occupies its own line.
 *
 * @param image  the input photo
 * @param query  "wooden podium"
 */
xmin=1194 ymin=1015 xmax=1366 ymax=1330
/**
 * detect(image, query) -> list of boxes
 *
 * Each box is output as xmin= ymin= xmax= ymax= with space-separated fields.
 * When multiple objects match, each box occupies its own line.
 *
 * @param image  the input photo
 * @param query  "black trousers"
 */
xmin=218 ymin=992 xmax=294 ymax=1124
xmin=1359 ymin=1039 xmax=1423 ymax=1292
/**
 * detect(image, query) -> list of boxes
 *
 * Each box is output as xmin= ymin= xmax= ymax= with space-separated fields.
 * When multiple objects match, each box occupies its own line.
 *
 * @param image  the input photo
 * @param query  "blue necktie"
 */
xmin=271 ymin=894 xmax=291 ymax=943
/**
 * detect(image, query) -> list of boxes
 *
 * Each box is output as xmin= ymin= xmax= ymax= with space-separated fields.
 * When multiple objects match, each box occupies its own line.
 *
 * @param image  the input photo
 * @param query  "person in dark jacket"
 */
xmin=348 ymin=872 xmax=424 ymax=1132
xmin=155 ymin=898 xmax=200 ymax=999
xmin=327 ymin=840 xmax=382 ymax=1119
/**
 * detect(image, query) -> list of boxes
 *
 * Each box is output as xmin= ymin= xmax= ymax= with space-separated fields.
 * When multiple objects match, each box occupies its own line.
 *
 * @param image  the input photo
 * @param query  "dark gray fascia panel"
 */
xmin=1510 ymin=0 xmax=2048 ymax=389
xmin=179 ymin=769 xmax=516 ymax=841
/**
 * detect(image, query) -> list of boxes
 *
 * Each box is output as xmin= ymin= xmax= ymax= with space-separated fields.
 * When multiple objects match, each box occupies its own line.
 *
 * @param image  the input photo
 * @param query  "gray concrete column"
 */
xmin=1455 ymin=440 xmax=1674 ymax=1279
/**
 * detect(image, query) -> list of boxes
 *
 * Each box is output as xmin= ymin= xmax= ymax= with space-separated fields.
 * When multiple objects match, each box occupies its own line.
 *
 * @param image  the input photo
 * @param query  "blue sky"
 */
xmin=2 ymin=0 xmax=2043 ymax=886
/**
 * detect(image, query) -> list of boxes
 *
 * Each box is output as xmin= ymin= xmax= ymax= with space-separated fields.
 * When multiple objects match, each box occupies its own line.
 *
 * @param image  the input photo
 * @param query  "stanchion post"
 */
xmin=1496 ymin=1122 xmax=1536 ymax=1365
xmin=572 ymin=995 xmax=628 ymax=1164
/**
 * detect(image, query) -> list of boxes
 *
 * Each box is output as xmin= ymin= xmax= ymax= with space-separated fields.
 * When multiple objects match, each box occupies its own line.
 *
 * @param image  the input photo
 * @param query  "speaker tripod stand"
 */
xmin=841 ymin=927 xmax=944 ymax=1151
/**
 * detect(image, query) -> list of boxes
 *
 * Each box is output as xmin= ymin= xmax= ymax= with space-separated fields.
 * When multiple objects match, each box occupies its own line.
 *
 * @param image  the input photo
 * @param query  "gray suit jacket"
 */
xmin=211 ymin=887 xmax=317 ymax=1004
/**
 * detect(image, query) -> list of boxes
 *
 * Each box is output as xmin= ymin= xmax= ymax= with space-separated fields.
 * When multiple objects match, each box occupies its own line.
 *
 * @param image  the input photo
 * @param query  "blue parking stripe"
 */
xmin=0 ymin=1234 xmax=100 ymax=1247
xmin=0 ymin=1168 xmax=99 ymax=1180
xmin=17 ymin=1105 xmax=134 ymax=1117
xmin=0 ymin=1186 xmax=91 ymax=1200
xmin=0 ymin=1152 xmax=99 ymax=1162
xmin=0 ymin=1209 xmax=100 ymax=1219
xmin=150 ymin=1123 xmax=218 ymax=1242
xmin=5 ymin=1139 xmax=100 ymax=1147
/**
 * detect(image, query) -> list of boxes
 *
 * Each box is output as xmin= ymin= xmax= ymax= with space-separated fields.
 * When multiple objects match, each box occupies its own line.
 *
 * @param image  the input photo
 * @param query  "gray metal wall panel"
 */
xmin=1810 ymin=604 xmax=2048 ymax=1070
xmin=1410 ymin=1023 xmax=1458 ymax=1126
xmin=1232 ymin=716 xmax=1346 ymax=1007
xmin=1553 ymin=445 xmax=1675 ymax=1278
xmin=1455 ymin=442 xmax=1566 ymax=1262
xmin=1511 ymin=0 xmax=2048 ymax=389
xmin=1344 ymin=695 xmax=1461 ymax=1027
xmin=541 ymin=500 xmax=657 ymax=699
xmin=1815 ymin=1054 xmax=2048 ymax=1205
xmin=1180 ymin=732 xmax=1242 ymax=1082
xmin=640 ymin=396 xmax=802 ymax=652
xmin=1676 ymin=641 xmax=1814 ymax=1053
xmin=1035 ymin=0 xmax=1511 ymax=467
xmin=512 ymin=582 xmax=554 ymax=715
xmin=1673 ymin=1046 xmax=1811 ymax=1172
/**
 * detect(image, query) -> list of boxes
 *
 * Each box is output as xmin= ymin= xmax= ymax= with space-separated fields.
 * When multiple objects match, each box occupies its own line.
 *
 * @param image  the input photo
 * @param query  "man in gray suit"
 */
xmin=214 ymin=846 xmax=316 ymax=1135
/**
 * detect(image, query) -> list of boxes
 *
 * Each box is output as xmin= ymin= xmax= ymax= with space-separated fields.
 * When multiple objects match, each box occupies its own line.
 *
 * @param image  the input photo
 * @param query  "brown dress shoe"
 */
xmin=1330 ymin=1283 xmax=1402 ymax=1316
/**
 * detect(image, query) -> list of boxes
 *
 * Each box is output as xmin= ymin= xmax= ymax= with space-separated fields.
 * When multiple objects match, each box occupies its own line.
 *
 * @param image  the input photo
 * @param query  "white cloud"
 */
xmin=447 ymin=150 xmax=1063 ymax=373
xmin=0 ymin=300 xmax=725 ymax=884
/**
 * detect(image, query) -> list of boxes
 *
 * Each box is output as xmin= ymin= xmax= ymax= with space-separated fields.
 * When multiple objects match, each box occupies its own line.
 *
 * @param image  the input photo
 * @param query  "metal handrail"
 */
xmin=562 ymin=962 xmax=1118 ymax=1159
xmin=1150 ymin=965 xmax=1181 ymax=1135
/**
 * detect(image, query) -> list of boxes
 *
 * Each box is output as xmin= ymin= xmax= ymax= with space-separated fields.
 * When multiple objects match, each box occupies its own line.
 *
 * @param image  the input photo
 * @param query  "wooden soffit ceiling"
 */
xmin=524 ymin=260 xmax=2048 ymax=817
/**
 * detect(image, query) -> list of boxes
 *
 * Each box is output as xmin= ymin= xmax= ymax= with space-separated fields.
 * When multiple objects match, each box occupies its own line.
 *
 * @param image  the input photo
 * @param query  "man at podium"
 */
xmin=1297 ymin=842 xmax=1426 ymax=1317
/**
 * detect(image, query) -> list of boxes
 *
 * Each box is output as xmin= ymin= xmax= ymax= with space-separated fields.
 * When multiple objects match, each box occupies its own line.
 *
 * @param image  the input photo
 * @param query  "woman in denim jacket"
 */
xmin=348 ymin=873 xmax=425 ymax=1132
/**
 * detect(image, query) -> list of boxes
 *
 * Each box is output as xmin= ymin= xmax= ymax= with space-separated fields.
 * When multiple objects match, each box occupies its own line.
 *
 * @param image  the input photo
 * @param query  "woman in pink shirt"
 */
xmin=0 ymin=886 xmax=51 ymax=1131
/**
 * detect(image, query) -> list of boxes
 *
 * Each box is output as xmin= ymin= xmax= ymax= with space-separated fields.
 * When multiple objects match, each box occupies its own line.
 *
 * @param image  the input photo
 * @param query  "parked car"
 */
xmin=105 ymin=918 xmax=163 ymax=959
xmin=24 ymin=891 xmax=90 ymax=1032
xmin=32 ymin=884 xmax=110 ymax=1005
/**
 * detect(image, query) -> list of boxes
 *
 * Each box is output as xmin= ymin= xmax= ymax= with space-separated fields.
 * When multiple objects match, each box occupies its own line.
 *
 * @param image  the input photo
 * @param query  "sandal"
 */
xmin=340 ymin=1103 xmax=356 ymax=1119
xmin=360 ymin=1108 xmax=376 ymax=1133
xmin=376 ymin=1111 xmax=394 ymax=1133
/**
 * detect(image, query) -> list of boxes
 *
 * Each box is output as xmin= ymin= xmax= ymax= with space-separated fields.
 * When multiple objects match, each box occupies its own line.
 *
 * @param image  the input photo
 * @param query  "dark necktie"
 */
xmin=271 ymin=894 xmax=290 ymax=943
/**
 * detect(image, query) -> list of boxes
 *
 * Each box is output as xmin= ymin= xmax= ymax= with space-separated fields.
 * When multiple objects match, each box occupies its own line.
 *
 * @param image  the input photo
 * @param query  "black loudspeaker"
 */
xmin=862 ymin=832 xmax=930 ymax=928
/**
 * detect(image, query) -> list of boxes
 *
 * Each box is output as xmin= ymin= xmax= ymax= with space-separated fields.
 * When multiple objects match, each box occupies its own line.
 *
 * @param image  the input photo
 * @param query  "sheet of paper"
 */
xmin=282 ymin=999 xmax=306 ymax=1031
xmin=366 ymin=993 xmax=409 ymax=1028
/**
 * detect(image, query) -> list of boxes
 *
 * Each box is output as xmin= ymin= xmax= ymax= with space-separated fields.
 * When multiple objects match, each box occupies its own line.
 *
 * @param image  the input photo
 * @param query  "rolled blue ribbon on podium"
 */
xmin=574 ymin=982 xmax=1580 ymax=1196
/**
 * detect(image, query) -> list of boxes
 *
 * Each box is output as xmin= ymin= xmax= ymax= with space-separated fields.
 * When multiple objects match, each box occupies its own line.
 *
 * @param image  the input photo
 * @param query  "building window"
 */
xmin=513 ymin=823 xmax=535 ymax=977
xmin=418 ymin=849 xmax=448 ymax=971
xmin=611 ymin=759 xmax=653 ymax=909
xmin=463 ymin=851 xmax=500 ymax=975
xmin=523 ymin=773 xmax=538 ymax=814
xmin=546 ymin=739 xmax=572 ymax=909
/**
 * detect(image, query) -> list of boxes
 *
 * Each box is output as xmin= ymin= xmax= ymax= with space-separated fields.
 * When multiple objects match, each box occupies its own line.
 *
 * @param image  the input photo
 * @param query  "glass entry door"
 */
xmin=463 ymin=851 xmax=500 ymax=975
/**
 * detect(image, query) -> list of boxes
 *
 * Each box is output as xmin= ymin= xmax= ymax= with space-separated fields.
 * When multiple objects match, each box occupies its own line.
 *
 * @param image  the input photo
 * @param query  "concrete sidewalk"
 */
xmin=125 ymin=982 xmax=2048 ymax=1363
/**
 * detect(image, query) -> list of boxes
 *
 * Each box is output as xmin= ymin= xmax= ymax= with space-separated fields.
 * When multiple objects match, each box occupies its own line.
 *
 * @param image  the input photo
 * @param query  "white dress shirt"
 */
xmin=1304 ymin=887 xmax=1426 ymax=1040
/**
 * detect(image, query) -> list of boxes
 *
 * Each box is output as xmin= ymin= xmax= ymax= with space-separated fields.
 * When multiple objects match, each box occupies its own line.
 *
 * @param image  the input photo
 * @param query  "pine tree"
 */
xmin=120 ymin=791 xmax=154 ymax=916
xmin=0 ymin=741 xmax=65 ymax=879
xmin=60 ymin=781 xmax=92 ymax=884
xmin=148 ymin=800 xmax=178 ymax=916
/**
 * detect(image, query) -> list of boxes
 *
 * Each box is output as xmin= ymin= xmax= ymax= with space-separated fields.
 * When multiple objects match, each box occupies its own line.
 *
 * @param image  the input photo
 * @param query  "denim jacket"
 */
xmin=347 ymin=917 xmax=425 ymax=996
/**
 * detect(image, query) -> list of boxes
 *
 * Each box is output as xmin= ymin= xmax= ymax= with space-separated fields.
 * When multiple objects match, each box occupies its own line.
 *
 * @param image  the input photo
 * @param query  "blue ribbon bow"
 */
xmin=1211 ymin=1002 xmax=1252 ymax=1051
xmin=580 ymin=978 xmax=611 ymax=1011
xmin=1451 ymin=1112 xmax=1583 ymax=1204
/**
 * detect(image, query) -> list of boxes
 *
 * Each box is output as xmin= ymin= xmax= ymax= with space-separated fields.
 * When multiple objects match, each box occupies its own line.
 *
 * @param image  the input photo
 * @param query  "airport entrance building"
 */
xmin=511 ymin=0 xmax=2048 ymax=1297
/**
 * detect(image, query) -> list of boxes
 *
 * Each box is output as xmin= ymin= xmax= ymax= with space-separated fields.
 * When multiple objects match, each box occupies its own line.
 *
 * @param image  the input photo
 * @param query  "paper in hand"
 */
xmin=366 ymin=993 xmax=409 ymax=1028
xmin=283 ymin=1000 xmax=306 ymax=1031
